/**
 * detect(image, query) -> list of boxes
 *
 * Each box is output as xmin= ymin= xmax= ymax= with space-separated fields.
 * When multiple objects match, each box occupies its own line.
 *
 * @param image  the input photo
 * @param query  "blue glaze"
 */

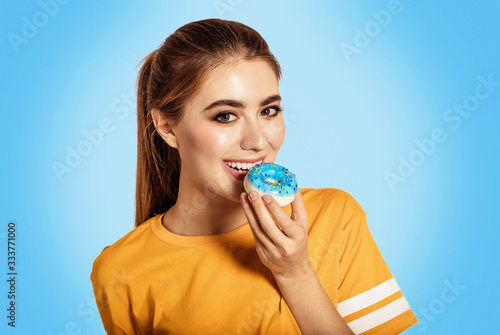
xmin=247 ymin=162 xmax=297 ymax=197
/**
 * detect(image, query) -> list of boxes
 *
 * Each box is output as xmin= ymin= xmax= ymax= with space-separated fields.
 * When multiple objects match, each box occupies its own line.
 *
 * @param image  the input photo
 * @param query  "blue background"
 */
xmin=1 ymin=0 xmax=499 ymax=334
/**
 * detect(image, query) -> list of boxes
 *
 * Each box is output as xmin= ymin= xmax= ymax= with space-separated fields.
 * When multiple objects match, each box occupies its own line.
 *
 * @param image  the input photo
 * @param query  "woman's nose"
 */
xmin=240 ymin=119 xmax=266 ymax=151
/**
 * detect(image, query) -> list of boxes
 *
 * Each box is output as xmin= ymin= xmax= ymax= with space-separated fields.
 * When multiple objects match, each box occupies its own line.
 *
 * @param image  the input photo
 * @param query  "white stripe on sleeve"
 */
xmin=346 ymin=297 xmax=411 ymax=334
xmin=338 ymin=278 xmax=401 ymax=317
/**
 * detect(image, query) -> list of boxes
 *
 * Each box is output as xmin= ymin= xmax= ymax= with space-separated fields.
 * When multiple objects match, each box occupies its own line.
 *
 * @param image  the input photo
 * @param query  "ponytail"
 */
xmin=135 ymin=50 xmax=180 ymax=227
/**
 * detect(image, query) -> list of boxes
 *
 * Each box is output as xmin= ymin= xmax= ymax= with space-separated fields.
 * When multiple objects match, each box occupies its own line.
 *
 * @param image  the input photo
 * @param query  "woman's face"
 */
xmin=161 ymin=60 xmax=285 ymax=203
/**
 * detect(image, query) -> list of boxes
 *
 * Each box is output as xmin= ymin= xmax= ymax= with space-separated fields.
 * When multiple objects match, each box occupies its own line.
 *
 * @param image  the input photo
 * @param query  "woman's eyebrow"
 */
xmin=203 ymin=94 xmax=282 ymax=112
xmin=260 ymin=94 xmax=281 ymax=107
xmin=203 ymin=99 xmax=245 ymax=111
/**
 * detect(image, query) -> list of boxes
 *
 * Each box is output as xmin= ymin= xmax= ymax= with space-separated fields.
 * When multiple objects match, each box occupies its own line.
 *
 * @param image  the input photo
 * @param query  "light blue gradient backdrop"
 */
xmin=1 ymin=1 xmax=498 ymax=334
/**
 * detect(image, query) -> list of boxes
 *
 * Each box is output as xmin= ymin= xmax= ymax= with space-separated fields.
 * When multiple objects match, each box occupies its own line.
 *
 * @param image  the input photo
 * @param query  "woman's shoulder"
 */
xmin=299 ymin=187 xmax=366 ymax=233
xmin=90 ymin=215 xmax=159 ymax=285
xmin=300 ymin=187 xmax=365 ymax=213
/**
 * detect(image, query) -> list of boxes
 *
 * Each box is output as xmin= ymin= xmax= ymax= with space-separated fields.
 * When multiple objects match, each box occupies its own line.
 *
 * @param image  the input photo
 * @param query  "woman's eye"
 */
xmin=215 ymin=112 xmax=236 ymax=123
xmin=261 ymin=106 xmax=283 ymax=116
xmin=214 ymin=107 xmax=282 ymax=123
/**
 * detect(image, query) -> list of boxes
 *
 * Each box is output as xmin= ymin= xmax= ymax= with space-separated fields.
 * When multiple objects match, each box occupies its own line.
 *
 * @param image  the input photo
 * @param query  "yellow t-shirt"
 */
xmin=91 ymin=188 xmax=418 ymax=334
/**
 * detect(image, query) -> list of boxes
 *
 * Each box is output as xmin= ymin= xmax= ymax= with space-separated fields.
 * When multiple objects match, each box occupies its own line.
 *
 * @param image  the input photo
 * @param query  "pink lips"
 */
xmin=224 ymin=163 xmax=247 ymax=181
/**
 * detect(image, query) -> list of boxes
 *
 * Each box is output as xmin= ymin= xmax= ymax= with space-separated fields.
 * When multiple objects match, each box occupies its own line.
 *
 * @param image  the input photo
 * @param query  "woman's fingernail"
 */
xmin=249 ymin=192 xmax=258 ymax=201
xmin=262 ymin=195 xmax=272 ymax=204
xmin=240 ymin=193 xmax=247 ymax=203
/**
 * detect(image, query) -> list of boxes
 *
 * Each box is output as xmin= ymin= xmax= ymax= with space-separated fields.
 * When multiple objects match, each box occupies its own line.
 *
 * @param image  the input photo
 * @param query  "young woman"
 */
xmin=91 ymin=19 xmax=418 ymax=334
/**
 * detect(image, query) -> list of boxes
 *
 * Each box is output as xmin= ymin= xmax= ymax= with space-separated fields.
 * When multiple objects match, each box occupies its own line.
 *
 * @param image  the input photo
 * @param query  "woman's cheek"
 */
xmin=263 ymin=119 xmax=285 ymax=147
xmin=177 ymin=125 xmax=213 ymax=160
xmin=193 ymin=126 xmax=230 ymax=154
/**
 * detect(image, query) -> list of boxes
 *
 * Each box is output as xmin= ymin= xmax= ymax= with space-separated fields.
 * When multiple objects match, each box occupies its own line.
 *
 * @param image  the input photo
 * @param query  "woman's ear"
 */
xmin=151 ymin=109 xmax=179 ymax=149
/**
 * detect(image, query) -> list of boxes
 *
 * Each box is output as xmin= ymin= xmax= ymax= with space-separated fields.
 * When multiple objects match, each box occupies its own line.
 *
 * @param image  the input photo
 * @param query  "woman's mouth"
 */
xmin=223 ymin=158 xmax=264 ymax=181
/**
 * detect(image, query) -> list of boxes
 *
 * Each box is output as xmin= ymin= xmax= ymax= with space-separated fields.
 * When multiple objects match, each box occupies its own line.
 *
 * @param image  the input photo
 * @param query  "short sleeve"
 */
xmin=338 ymin=208 xmax=418 ymax=334
xmin=90 ymin=251 xmax=139 ymax=335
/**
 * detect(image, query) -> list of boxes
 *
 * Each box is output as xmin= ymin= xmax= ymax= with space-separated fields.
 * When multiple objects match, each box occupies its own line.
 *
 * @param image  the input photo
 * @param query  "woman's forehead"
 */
xmin=193 ymin=60 xmax=280 ymax=106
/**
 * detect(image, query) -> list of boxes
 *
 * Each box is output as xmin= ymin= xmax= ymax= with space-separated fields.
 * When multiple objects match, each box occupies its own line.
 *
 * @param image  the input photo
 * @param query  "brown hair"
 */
xmin=135 ymin=19 xmax=282 ymax=226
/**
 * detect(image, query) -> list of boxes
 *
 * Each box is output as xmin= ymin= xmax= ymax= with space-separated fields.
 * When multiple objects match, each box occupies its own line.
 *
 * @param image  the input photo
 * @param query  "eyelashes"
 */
xmin=213 ymin=105 xmax=284 ymax=123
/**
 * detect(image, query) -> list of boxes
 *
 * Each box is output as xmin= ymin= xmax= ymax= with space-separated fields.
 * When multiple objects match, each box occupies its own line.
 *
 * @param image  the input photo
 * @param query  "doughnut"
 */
xmin=243 ymin=162 xmax=298 ymax=207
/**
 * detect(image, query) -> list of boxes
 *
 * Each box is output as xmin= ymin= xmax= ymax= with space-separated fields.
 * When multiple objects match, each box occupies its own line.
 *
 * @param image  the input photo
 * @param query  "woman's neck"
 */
xmin=161 ymin=188 xmax=248 ymax=236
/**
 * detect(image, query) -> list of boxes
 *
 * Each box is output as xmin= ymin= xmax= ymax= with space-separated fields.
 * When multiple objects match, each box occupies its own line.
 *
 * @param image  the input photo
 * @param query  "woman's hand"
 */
xmin=240 ymin=189 xmax=312 ymax=280
xmin=240 ymin=189 xmax=354 ymax=334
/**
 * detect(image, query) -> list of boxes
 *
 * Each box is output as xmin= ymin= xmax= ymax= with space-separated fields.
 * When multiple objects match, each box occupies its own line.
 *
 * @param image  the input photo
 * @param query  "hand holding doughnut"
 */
xmin=240 ymin=163 xmax=312 ymax=279
xmin=240 ymin=186 xmax=311 ymax=279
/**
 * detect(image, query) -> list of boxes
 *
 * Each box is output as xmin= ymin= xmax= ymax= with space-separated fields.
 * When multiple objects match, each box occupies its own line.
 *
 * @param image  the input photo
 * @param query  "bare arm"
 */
xmin=274 ymin=263 xmax=354 ymax=335
xmin=240 ymin=190 xmax=354 ymax=335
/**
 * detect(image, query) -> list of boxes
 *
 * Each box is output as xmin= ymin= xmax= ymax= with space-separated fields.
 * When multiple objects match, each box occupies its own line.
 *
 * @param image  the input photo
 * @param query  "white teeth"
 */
xmin=226 ymin=160 xmax=264 ymax=171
